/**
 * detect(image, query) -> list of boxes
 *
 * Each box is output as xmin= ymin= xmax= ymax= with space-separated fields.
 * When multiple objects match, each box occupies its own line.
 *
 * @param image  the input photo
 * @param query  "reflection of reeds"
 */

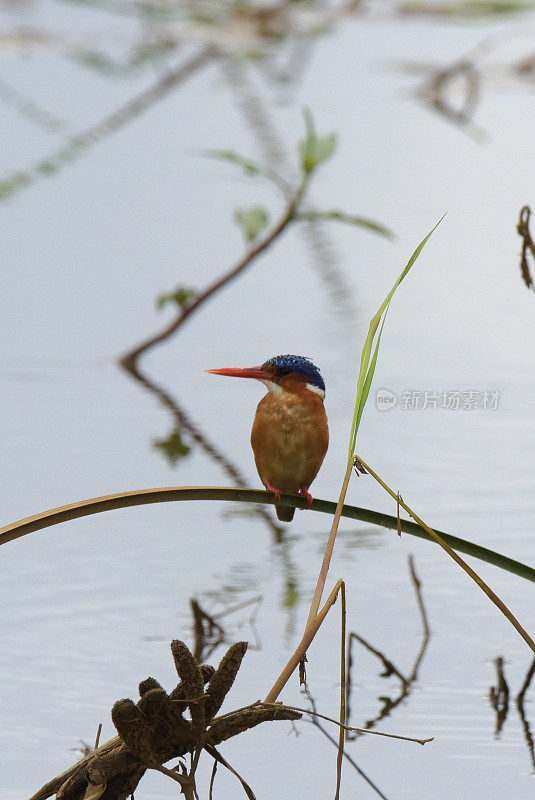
xmin=516 ymin=658 xmax=535 ymax=772
xmin=119 ymin=356 xmax=283 ymax=537
xmin=0 ymin=0 xmax=353 ymax=204
xmin=222 ymin=55 xmax=360 ymax=315
xmin=4 ymin=0 xmax=535 ymax=207
xmin=119 ymin=165 xmax=310 ymax=367
xmin=487 ymin=655 xmax=535 ymax=771
xmin=190 ymin=597 xmax=225 ymax=661
xmin=0 ymin=76 xmax=67 ymax=133
xmin=0 ymin=46 xmax=215 ymax=202
xmin=119 ymin=114 xmax=391 ymax=368
xmin=389 ymin=26 xmax=535 ymax=141
xmin=489 ymin=656 xmax=509 ymax=737
xmin=346 ymin=555 xmax=430 ymax=736
xmin=190 ymin=595 xmax=262 ymax=661
xmin=303 ymin=688 xmax=392 ymax=800
xmin=397 ymin=1 xmax=533 ymax=18
xmin=297 ymin=558 xmax=432 ymax=800
xmin=415 ymin=58 xmax=485 ymax=140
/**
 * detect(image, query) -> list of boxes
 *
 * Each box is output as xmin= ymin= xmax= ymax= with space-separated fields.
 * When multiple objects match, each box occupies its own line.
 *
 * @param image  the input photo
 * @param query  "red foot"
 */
xmin=298 ymin=486 xmax=313 ymax=510
xmin=265 ymin=480 xmax=281 ymax=503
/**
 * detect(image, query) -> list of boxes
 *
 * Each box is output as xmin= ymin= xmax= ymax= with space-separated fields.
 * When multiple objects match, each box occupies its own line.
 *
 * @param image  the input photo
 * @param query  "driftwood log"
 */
xmin=30 ymin=640 xmax=301 ymax=800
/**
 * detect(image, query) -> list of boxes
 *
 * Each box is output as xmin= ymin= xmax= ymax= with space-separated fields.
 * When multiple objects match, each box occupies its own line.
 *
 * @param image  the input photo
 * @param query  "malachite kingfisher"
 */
xmin=207 ymin=354 xmax=329 ymax=522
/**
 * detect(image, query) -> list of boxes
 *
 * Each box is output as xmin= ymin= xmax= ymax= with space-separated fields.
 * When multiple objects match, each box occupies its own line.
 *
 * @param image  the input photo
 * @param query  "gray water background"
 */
xmin=1 ymin=3 xmax=535 ymax=798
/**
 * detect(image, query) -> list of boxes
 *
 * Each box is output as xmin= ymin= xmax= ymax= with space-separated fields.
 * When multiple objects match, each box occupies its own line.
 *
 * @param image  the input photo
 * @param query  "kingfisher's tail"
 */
xmin=276 ymin=504 xmax=295 ymax=522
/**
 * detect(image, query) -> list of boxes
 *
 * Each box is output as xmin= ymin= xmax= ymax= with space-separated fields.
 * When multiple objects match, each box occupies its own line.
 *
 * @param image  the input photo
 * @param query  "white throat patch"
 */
xmin=261 ymin=379 xmax=283 ymax=395
xmin=259 ymin=378 xmax=325 ymax=399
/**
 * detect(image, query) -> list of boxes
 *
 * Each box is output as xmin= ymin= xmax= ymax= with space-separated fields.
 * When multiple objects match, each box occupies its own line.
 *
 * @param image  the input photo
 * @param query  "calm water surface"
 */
xmin=1 ymin=3 xmax=535 ymax=798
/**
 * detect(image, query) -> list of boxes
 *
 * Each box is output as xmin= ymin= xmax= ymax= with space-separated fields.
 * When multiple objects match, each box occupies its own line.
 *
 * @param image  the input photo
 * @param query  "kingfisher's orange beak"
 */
xmin=206 ymin=366 xmax=273 ymax=380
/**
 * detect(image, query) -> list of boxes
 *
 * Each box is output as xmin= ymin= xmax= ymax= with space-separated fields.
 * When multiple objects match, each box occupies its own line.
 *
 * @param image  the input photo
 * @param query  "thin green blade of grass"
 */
xmin=307 ymin=217 xmax=443 ymax=631
xmin=354 ymin=312 xmax=388 ymax=435
xmin=348 ymin=216 xmax=444 ymax=462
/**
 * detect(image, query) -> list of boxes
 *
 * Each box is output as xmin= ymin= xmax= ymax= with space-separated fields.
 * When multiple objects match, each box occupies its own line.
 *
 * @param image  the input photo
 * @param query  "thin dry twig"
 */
xmin=208 ymin=759 xmax=218 ymax=800
xmin=264 ymin=578 xmax=344 ymax=703
xmin=516 ymin=205 xmax=535 ymax=290
xmin=204 ymin=744 xmax=256 ymax=800
xmin=93 ymin=724 xmax=102 ymax=751
xmin=306 ymin=462 xmax=353 ymax=629
xmin=151 ymin=763 xmax=192 ymax=793
xmin=259 ymin=702 xmax=432 ymax=745
xmin=335 ymin=582 xmax=346 ymax=800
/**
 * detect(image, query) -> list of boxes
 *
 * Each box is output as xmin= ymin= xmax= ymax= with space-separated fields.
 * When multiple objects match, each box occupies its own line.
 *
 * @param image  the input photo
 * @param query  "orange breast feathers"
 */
xmin=250 ymin=384 xmax=329 ymax=495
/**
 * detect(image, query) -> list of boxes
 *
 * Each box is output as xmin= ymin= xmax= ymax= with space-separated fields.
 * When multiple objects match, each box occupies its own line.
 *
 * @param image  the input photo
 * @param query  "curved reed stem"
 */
xmin=1 ymin=486 xmax=534 ymax=583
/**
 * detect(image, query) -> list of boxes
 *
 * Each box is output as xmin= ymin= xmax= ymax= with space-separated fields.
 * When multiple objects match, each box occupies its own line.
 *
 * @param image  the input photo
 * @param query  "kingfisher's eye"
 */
xmin=274 ymin=365 xmax=290 ymax=377
xmin=261 ymin=360 xmax=276 ymax=374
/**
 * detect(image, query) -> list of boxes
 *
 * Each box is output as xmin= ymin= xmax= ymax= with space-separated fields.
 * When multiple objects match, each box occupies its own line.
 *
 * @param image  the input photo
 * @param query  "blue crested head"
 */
xmin=263 ymin=354 xmax=325 ymax=393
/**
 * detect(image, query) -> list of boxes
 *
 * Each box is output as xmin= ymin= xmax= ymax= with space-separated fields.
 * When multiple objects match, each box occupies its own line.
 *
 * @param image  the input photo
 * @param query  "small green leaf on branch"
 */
xmin=202 ymin=150 xmax=262 ymax=177
xmin=296 ymin=210 xmax=394 ymax=239
xmin=299 ymin=109 xmax=336 ymax=174
xmin=234 ymin=206 xmax=269 ymax=242
xmin=156 ymin=286 xmax=197 ymax=310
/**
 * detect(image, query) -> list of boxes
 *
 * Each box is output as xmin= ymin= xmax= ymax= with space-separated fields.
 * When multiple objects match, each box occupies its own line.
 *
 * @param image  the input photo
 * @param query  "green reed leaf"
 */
xmin=348 ymin=216 xmax=444 ymax=462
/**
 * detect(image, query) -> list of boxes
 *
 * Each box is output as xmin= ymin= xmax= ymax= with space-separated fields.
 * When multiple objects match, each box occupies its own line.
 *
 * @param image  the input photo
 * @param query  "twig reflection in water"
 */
xmin=0 ymin=46 xmax=216 ymax=202
xmin=190 ymin=594 xmax=262 ymax=662
xmin=346 ymin=555 xmax=430 ymax=736
xmin=302 ymin=687 xmax=393 ymax=800
xmin=489 ymin=655 xmax=535 ymax=772
xmin=120 ymin=357 xmax=283 ymax=539
xmin=489 ymin=656 xmax=509 ymax=737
